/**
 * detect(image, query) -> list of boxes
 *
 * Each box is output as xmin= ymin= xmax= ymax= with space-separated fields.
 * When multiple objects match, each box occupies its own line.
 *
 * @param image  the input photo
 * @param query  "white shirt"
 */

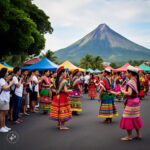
xmin=0 ymin=78 xmax=10 ymax=102
xmin=12 ymin=76 xmax=23 ymax=97
xmin=32 ymin=75 xmax=39 ymax=92
xmin=84 ymin=75 xmax=90 ymax=84
xmin=80 ymin=75 xmax=84 ymax=81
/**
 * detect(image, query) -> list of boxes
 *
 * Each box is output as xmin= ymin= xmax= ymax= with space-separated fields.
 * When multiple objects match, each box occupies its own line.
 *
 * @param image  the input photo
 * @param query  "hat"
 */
xmin=56 ymin=66 xmax=64 ymax=74
xmin=72 ymin=69 xmax=79 ymax=76
xmin=127 ymin=65 xmax=138 ymax=73
xmin=104 ymin=68 xmax=111 ymax=73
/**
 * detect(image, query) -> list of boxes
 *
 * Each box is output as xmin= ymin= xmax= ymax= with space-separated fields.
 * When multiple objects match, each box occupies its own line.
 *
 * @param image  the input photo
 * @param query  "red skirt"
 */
xmin=49 ymin=93 xmax=72 ymax=122
xmin=88 ymin=85 xmax=97 ymax=97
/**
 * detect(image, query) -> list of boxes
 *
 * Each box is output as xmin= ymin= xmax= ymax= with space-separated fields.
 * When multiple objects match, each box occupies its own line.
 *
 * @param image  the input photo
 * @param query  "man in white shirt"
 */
xmin=12 ymin=67 xmax=24 ymax=124
xmin=30 ymin=69 xmax=40 ymax=113
xmin=84 ymin=72 xmax=90 ymax=94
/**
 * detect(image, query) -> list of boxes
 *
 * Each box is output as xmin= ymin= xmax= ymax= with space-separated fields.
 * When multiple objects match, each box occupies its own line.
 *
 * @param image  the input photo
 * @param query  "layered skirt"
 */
xmin=114 ymin=84 xmax=122 ymax=100
xmin=49 ymin=93 xmax=72 ymax=122
xmin=120 ymin=97 xmax=143 ymax=130
xmin=98 ymin=93 xmax=118 ymax=118
xmin=88 ymin=85 xmax=97 ymax=98
xmin=69 ymin=90 xmax=82 ymax=112
xmin=39 ymin=89 xmax=52 ymax=111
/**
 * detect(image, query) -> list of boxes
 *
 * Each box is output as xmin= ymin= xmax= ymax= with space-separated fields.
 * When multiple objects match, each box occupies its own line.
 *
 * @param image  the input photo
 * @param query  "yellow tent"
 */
xmin=0 ymin=64 xmax=13 ymax=72
xmin=60 ymin=60 xmax=86 ymax=72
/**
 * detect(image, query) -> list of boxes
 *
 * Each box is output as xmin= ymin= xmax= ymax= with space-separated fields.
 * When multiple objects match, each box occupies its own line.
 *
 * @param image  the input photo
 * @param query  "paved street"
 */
xmin=1 ymin=93 xmax=150 ymax=150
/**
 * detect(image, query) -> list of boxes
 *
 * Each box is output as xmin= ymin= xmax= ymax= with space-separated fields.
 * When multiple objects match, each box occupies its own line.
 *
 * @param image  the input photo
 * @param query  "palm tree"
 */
xmin=40 ymin=50 xmax=59 ymax=64
xmin=92 ymin=56 xmax=103 ymax=70
xmin=79 ymin=54 xmax=93 ymax=69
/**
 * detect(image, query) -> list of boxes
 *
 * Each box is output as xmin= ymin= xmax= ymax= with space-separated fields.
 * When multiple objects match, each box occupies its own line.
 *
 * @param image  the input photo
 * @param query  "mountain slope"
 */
xmin=54 ymin=24 xmax=150 ymax=64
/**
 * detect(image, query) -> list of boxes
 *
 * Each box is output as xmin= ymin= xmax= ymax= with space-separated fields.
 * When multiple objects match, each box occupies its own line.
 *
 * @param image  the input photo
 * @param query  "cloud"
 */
xmin=33 ymin=0 xmax=150 ymax=51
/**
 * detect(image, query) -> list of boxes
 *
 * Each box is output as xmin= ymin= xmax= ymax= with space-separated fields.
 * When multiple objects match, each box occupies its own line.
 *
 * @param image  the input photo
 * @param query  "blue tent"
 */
xmin=21 ymin=58 xmax=59 ymax=71
xmin=86 ymin=68 xmax=94 ymax=73
xmin=94 ymin=69 xmax=101 ymax=73
xmin=0 ymin=62 xmax=13 ymax=68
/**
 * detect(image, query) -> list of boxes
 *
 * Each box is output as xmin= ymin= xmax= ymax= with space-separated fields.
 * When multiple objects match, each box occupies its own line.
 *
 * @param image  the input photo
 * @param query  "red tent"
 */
xmin=135 ymin=66 xmax=144 ymax=72
xmin=105 ymin=65 xmax=114 ymax=70
xmin=113 ymin=63 xmax=130 ymax=72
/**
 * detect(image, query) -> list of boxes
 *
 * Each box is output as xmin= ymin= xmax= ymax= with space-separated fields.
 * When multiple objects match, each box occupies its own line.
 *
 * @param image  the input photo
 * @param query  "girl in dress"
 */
xmin=98 ymin=68 xmax=118 ymax=123
xmin=120 ymin=65 xmax=143 ymax=141
xmin=69 ymin=69 xmax=82 ymax=115
xmin=39 ymin=70 xmax=52 ymax=114
xmin=88 ymin=74 xmax=97 ymax=100
xmin=49 ymin=66 xmax=72 ymax=130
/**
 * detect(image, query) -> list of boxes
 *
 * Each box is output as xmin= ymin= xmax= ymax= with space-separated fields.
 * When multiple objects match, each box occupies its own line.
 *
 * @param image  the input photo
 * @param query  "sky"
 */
xmin=33 ymin=0 xmax=150 ymax=52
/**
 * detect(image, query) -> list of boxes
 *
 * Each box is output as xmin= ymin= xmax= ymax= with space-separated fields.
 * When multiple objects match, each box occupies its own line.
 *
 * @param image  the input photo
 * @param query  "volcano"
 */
xmin=54 ymin=24 xmax=150 ymax=64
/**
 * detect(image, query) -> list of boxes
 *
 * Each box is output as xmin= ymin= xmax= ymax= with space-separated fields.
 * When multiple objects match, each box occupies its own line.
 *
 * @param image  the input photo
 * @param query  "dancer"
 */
xmin=88 ymin=74 xmax=97 ymax=100
xmin=114 ymin=72 xmax=123 ymax=101
xmin=69 ymin=69 xmax=82 ymax=115
xmin=49 ymin=66 xmax=72 ymax=130
xmin=98 ymin=68 xmax=118 ymax=123
xmin=138 ymin=72 xmax=145 ymax=99
xmin=120 ymin=65 xmax=143 ymax=141
xmin=39 ymin=70 xmax=52 ymax=114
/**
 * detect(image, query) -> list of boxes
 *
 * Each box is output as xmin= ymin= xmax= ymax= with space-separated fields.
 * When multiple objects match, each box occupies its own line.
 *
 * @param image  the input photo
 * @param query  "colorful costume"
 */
xmin=138 ymin=76 xmax=145 ymax=98
xmin=88 ymin=78 xmax=97 ymax=98
xmin=49 ymin=78 xmax=72 ymax=122
xmin=120 ymin=78 xmax=143 ymax=130
xmin=98 ymin=77 xmax=118 ymax=118
xmin=114 ymin=77 xmax=123 ymax=100
xmin=69 ymin=77 xmax=82 ymax=112
xmin=39 ymin=77 xmax=52 ymax=111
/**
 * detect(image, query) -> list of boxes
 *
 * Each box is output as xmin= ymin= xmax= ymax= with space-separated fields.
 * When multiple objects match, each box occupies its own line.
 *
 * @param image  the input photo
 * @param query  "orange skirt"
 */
xmin=49 ymin=93 xmax=72 ymax=122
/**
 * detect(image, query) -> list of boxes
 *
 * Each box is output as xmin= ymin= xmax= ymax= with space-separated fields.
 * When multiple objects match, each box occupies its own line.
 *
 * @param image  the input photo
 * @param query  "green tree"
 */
xmin=79 ymin=54 xmax=93 ymax=69
xmin=128 ymin=60 xmax=146 ymax=66
xmin=79 ymin=54 xmax=104 ymax=70
xmin=40 ymin=50 xmax=59 ymax=64
xmin=0 ymin=0 xmax=53 ymax=61
xmin=110 ymin=62 xmax=118 ymax=69
xmin=92 ymin=56 xmax=103 ymax=70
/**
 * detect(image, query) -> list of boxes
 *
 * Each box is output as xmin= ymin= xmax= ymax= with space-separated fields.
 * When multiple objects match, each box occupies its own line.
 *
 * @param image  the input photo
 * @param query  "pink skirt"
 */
xmin=114 ymin=85 xmax=121 ymax=92
xmin=120 ymin=117 xmax=143 ymax=130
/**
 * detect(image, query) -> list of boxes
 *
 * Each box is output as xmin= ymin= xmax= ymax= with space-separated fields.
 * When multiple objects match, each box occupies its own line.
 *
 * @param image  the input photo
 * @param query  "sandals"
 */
xmin=24 ymin=113 xmax=30 ymax=116
xmin=13 ymin=121 xmax=21 ymax=124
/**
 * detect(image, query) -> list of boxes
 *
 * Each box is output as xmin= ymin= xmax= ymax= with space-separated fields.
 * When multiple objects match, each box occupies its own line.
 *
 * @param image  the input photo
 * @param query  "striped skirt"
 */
xmin=98 ymin=94 xmax=118 ymax=118
xmin=69 ymin=90 xmax=82 ymax=112
xmin=120 ymin=97 xmax=143 ymax=130
xmin=49 ymin=93 xmax=72 ymax=122
xmin=88 ymin=85 xmax=97 ymax=98
xmin=39 ymin=89 xmax=52 ymax=111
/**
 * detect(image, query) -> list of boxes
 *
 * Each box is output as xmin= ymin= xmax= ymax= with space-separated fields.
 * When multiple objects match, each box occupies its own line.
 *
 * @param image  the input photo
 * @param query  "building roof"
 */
xmin=24 ymin=58 xmax=40 ymax=66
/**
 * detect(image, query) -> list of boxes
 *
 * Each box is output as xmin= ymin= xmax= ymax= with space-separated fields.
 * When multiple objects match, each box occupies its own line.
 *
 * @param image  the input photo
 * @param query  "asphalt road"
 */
xmin=0 ymin=93 xmax=150 ymax=150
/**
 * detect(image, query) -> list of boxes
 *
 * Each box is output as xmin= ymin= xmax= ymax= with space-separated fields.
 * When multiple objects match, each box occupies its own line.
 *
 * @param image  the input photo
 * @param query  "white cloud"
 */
xmin=33 ymin=0 xmax=150 ymax=51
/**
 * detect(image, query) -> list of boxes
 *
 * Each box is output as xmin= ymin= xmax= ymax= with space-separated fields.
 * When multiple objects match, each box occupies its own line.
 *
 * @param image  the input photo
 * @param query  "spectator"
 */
xmin=84 ymin=72 xmax=90 ymax=94
xmin=30 ymin=70 xmax=40 ymax=113
xmin=0 ymin=68 xmax=14 ymax=132
xmin=12 ymin=67 xmax=24 ymax=124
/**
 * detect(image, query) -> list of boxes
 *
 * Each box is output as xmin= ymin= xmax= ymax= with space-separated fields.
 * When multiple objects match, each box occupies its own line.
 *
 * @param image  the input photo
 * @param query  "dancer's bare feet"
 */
xmin=59 ymin=126 xmax=70 ymax=130
xmin=121 ymin=136 xmax=132 ymax=141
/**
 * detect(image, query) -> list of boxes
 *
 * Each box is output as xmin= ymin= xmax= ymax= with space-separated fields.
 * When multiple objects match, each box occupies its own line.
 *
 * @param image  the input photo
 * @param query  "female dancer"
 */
xmin=39 ymin=70 xmax=52 ymax=114
xmin=49 ymin=66 xmax=72 ymax=130
xmin=69 ymin=69 xmax=82 ymax=115
xmin=98 ymin=68 xmax=118 ymax=123
xmin=88 ymin=74 xmax=97 ymax=100
xmin=114 ymin=72 xmax=123 ymax=101
xmin=120 ymin=65 xmax=143 ymax=141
